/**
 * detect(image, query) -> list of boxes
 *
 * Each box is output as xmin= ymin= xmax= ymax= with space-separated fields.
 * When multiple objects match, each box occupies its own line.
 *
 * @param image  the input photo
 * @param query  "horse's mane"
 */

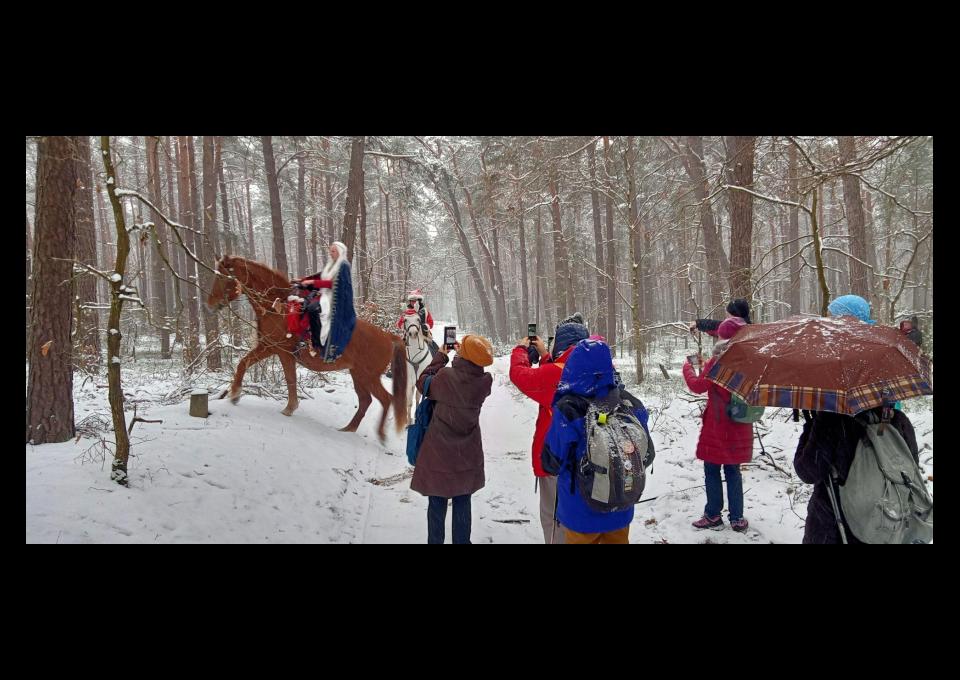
xmin=220 ymin=256 xmax=290 ymax=289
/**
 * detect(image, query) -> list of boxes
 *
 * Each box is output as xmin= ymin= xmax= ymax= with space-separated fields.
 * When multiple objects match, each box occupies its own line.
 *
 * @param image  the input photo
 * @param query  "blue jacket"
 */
xmin=322 ymin=262 xmax=357 ymax=363
xmin=541 ymin=339 xmax=651 ymax=534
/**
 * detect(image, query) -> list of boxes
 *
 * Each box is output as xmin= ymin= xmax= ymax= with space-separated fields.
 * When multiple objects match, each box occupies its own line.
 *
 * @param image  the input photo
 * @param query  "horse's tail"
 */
xmin=391 ymin=338 xmax=409 ymax=432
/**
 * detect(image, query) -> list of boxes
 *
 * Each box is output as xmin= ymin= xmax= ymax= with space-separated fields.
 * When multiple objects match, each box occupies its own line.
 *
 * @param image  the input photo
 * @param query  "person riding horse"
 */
xmin=396 ymin=289 xmax=438 ymax=356
xmin=292 ymin=241 xmax=355 ymax=362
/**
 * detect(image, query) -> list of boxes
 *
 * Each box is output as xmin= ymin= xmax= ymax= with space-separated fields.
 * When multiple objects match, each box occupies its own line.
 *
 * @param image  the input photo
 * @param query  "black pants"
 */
xmin=306 ymin=299 xmax=322 ymax=349
xmin=427 ymin=495 xmax=472 ymax=544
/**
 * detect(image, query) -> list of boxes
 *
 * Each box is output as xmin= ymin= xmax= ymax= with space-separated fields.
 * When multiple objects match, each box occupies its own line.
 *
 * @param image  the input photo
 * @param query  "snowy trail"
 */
xmin=25 ymin=332 xmax=934 ymax=543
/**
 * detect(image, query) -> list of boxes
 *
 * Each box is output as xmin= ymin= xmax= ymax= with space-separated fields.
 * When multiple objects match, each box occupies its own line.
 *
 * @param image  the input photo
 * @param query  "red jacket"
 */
xmin=682 ymin=357 xmax=753 ymax=464
xmin=509 ymin=344 xmax=576 ymax=477
xmin=396 ymin=308 xmax=434 ymax=330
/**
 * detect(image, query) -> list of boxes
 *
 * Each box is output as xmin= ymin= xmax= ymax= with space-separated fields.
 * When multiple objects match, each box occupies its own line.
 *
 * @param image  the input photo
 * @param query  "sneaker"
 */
xmin=692 ymin=515 xmax=724 ymax=529
xmin=730 ymin=518 xmax=749 ymax=533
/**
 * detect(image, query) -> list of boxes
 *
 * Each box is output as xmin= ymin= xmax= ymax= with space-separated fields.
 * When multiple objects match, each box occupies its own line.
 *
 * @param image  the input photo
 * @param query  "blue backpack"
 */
xmin=405 ymin=375 xmax=434 ymax=466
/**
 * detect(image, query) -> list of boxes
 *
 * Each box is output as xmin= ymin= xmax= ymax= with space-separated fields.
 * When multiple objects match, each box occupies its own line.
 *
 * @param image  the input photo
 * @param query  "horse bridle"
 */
xmin=404 ymin=319 xmax=430 ymax=367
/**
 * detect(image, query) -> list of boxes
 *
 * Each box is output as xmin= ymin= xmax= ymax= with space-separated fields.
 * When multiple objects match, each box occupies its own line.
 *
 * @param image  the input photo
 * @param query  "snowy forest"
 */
xmin=25 ymin=136 xmax=933 ymax=544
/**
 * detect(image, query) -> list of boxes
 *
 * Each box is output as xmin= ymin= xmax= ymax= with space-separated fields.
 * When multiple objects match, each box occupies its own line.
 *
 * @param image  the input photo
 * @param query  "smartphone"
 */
xmin=527 ymin=323 xmax=537 ymax=341
xmin=444 ymin=326 xmax=456 ymax=349
xmin=687 ymin=354 xmax=699 ymax=365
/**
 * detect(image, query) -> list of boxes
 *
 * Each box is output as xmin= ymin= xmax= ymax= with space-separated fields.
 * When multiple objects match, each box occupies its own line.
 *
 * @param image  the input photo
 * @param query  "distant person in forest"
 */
xmin=689 ymin=298 xmax=752 ymax=337
xmin=397 ymin=290 xmax=438 ymax=355
xmin=683 ymin=315 xmax=753 ymax=532
xmin=900 ymin=315 xmax=923 ymax=347
xmin=826 ymin=294 xmax=875 ymax=324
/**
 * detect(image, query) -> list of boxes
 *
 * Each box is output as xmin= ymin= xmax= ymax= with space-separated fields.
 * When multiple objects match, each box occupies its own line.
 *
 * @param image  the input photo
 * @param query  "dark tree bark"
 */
xmin=339 ymin=136 xmax=365 ymax=261
xmin=261 ymin=135 xmax=289 ymax=275
xmin=359 ymin=177 xmax=370 ymax=303
xmin=787 ymin=143 xmax=801 ymax=315
xmin=100 ymin=137 xmax=132 ymax=484
xmin=726 ymin=136 xmax=756 ymax=301
xmin=548 ymin=171 xmax=573 ymax=320
xmin=587 ymin=140 xmax=607 ymax=339
xmin=837 ymin=136 xmax=871 ymax=302
xmin=146 ymin=136 xmax=171 ymax=358
xmin=176 ymin=136 xmax=201 ymax=364
xmin=678 ymin=136 xmax=729 ymax=310
xmin=26 ymin=136 xmax=78 ymax=444
xmin=603 ymin=137 xmax=617 ymax=349
xmin=295 ymin=144 xmax=308 ymax=275
xmin=201 ymin=136 xmax=222 ymax=370
xmin=74 ymin=135 xmax=101 ymax=366
xmin=624 ymin=136 xmax=644 ymax=383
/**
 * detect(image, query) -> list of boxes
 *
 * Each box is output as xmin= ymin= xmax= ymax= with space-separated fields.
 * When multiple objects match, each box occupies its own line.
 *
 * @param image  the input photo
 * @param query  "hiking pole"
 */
xmin=825 ymin=465 xmax=849 ymax=544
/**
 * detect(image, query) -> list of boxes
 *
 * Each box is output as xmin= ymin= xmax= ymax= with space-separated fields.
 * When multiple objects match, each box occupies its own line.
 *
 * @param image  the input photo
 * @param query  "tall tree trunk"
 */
xmin=261 ymin=136 xmax=289 ymax=275
xmin=535 ymin=204 xmax=545 ymax=330
xmin=624 ymin=136 xmax=644 ymax=383
xmin=295 ymin=146 xmax=308 ymax=275
xmin=164 ymin=136 xmax=183 ymax=346
xmin=787 ymin=143 xmax=801 ymax=315
xmin=26 ymin=208 xmax=33 ymax=353
xmin=74 ymin=135 xmax=101 ymax=367
xmin=146 ymin=137 xmax=171 ymax=358
xmin=452 ymin=155 xmax=507 ymax=342
xmin=201 ymin=136 xmax=222 ymax=370
xmin=515 ymin=171 xmax=529 ymax=329
xmin=726 ymin=136 xmax=756 ymax=301
xmin=26 ymin=136 xmax=78 ymax=444
xmin=309 ymin=172 xmax=318 ymax=273
xmin=340 ymin=136 xmax=365 ymax=261
xmin=428 ymin=165 xmax=498 ymax=338
xmin=587 ymin=141 xmax=607 ymax=339
xmin=99 ymin=137 xmax=132 ymax=484
xmin=548 ymin=172 xmax=573 ymax=320
xmin=603 ymin=137 xmax=618 ymax=349
xmin=679 ymin=136 xmax=729 ymax=310
xmin=176 ymin=136 xmax=201 ymax=364
xmin=837 ymin=136 xmax=871 ymax=303
xmin=215 ymin=136 xmax=236 ymax=256
xmin=359 ymin=179 xmax=369 ymax=303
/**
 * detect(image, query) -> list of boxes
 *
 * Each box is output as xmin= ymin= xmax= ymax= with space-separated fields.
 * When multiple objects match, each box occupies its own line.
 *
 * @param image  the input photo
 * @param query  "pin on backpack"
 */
xmin=578 ymin=396 xmax=652 ymax=513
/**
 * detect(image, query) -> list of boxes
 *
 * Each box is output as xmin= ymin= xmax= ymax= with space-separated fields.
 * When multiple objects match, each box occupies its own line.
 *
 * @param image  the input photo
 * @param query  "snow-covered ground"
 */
xmin=25 ymin=321 xmax=934 ymax=543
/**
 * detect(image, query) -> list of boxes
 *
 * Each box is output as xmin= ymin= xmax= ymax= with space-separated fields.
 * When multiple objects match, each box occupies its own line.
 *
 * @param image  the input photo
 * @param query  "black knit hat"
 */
xmin=727 ymin=298 xmax=751 ymax=324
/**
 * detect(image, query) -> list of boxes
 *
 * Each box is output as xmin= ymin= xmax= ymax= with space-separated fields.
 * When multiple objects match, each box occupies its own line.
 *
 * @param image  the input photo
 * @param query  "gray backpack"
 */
xmin=839 ymin=412 xmax=933 ymax=544
xmin=579 ymin=401 xmax=652 ymax=513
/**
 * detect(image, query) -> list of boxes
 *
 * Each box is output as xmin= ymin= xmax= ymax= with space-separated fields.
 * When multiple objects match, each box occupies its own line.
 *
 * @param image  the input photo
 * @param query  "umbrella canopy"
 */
xmin=705 ymin=315 xmax=932 ymax=415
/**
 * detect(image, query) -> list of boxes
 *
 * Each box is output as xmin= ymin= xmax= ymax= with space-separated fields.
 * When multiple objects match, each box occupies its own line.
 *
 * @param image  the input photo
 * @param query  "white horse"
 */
xmin=403 ymin=314 xmax=434 ymax=421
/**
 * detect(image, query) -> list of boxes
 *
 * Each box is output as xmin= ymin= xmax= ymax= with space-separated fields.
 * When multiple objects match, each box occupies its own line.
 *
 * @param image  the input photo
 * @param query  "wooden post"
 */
xmin=190 ymin=391 xmax=209 ymax=418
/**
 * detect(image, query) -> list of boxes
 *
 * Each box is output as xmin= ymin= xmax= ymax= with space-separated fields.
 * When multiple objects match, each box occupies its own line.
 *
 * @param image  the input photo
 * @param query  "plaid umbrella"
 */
xmin=705 ymin=315 xmax=933 ymax=415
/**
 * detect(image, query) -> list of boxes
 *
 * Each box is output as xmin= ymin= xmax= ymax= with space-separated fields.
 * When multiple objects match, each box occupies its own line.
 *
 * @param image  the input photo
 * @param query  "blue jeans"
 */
xmin=427 ymin=495 xmax=472 ymax=544
xmin=703 ymin=462 xmax=744 ymax=521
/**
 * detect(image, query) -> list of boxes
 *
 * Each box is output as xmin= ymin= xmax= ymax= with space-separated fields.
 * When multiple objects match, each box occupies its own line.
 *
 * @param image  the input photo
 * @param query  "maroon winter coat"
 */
xmin=410 ymin=351 xmax=493 ymax=498
xmin=682 ymin=356 xmax=754 ymax=464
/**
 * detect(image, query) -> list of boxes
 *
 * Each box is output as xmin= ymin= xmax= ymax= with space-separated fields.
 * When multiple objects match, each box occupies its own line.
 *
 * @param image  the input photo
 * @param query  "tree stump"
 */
xmin=190 ymin=391 xmax=209 ymax=418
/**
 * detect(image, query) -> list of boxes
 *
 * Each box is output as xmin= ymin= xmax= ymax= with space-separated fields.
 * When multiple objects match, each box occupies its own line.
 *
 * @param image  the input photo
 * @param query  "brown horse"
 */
xmin=206 ymin=255 xmax=408 ymax=441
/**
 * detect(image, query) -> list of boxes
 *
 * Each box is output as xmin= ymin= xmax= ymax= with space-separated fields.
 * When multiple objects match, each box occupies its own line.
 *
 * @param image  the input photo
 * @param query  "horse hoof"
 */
xmin=338 ymin=425 xmax=358 ymax=433
xmin=229 ymin=393 xmax=241 ymax=405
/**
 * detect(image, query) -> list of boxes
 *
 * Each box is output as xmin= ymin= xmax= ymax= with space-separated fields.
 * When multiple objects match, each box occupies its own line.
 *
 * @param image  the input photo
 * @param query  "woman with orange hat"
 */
xmin=410 ymin=333 xmax=494 ymax=544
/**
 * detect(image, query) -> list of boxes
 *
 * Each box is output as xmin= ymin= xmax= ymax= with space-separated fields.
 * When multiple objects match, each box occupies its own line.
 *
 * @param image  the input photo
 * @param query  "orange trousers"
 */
xmin=563 ymin=526 xmax=630 ymax=544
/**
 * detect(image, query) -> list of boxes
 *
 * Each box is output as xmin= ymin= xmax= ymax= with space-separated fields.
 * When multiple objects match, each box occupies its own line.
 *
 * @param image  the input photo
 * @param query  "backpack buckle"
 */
xmin=598 ymin=412 xmax=608 ymax=425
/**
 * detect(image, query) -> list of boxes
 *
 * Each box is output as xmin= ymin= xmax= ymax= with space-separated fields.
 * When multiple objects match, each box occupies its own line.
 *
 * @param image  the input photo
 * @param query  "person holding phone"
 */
xmin=508 ymin=312 xmax=590 ymax=544
xmin=410 ymin=334 xmax=494 ymax=544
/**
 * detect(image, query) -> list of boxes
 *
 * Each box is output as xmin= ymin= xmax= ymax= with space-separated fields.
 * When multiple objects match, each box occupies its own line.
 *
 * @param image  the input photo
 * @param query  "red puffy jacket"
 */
xmin=396 ymin=308 xmax=434 ymax=330
xmin=682 ymin=357 xmax=753 ymax=464
xmin=509 ymin=344 xmax=576 ymax=477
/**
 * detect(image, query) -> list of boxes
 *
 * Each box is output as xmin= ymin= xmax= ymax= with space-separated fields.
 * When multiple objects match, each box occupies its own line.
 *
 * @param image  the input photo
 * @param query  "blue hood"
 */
xmin=553 ymin=339 xmax=616 ymax=402
xmin=828 ymin=294 xmax=876 ymax=324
